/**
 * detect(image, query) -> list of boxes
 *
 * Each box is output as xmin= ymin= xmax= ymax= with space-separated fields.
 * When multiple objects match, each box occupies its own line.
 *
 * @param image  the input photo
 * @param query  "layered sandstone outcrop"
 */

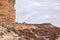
xmin=0 ymin=0 xmax=15 ymax=24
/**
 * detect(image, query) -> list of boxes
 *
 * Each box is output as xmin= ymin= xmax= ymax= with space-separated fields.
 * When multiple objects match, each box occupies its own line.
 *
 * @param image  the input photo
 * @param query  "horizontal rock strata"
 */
xmin=0 ymin=0 xmax=15 ymax=24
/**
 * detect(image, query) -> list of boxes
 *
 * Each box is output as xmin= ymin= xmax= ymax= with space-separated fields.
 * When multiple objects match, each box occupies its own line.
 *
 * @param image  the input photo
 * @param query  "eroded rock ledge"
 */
xmin=0 ymin=23 xmax=60 ymax=40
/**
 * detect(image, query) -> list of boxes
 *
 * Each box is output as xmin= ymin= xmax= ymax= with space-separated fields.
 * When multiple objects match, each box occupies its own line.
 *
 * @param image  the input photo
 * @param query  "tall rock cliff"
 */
xmin=0 ymin=0 xmax=15 ymax=24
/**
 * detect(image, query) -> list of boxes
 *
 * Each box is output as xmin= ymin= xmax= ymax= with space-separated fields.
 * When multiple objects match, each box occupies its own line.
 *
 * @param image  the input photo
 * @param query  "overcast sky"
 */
xmin=15 ymin=0 xmax=60 ymax=27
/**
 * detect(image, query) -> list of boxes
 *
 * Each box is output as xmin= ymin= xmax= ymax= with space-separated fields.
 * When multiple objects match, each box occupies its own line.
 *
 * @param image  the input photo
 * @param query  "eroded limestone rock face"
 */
xmin=0 ymin=0 xmax=15 ymax=24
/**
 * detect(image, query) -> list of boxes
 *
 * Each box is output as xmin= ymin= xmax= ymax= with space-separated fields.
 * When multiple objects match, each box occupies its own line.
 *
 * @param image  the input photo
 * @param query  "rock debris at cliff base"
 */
xmin=0 ymin=23 xmax=60 ymax=40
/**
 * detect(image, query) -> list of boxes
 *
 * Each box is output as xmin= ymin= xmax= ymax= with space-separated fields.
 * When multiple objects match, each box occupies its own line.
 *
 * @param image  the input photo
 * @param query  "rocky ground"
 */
xmin=0 ymin=23 xmax=60 ymax=40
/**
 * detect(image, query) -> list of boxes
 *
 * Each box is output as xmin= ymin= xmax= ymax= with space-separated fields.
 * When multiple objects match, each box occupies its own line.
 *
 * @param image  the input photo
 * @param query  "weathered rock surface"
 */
xmin=0 ymin=0 xmax=15 ymax=24
xmin=0 ymin=23 xmax=60 ymax=40
xmin=0 ymin=0 xmax=60 ymax=40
